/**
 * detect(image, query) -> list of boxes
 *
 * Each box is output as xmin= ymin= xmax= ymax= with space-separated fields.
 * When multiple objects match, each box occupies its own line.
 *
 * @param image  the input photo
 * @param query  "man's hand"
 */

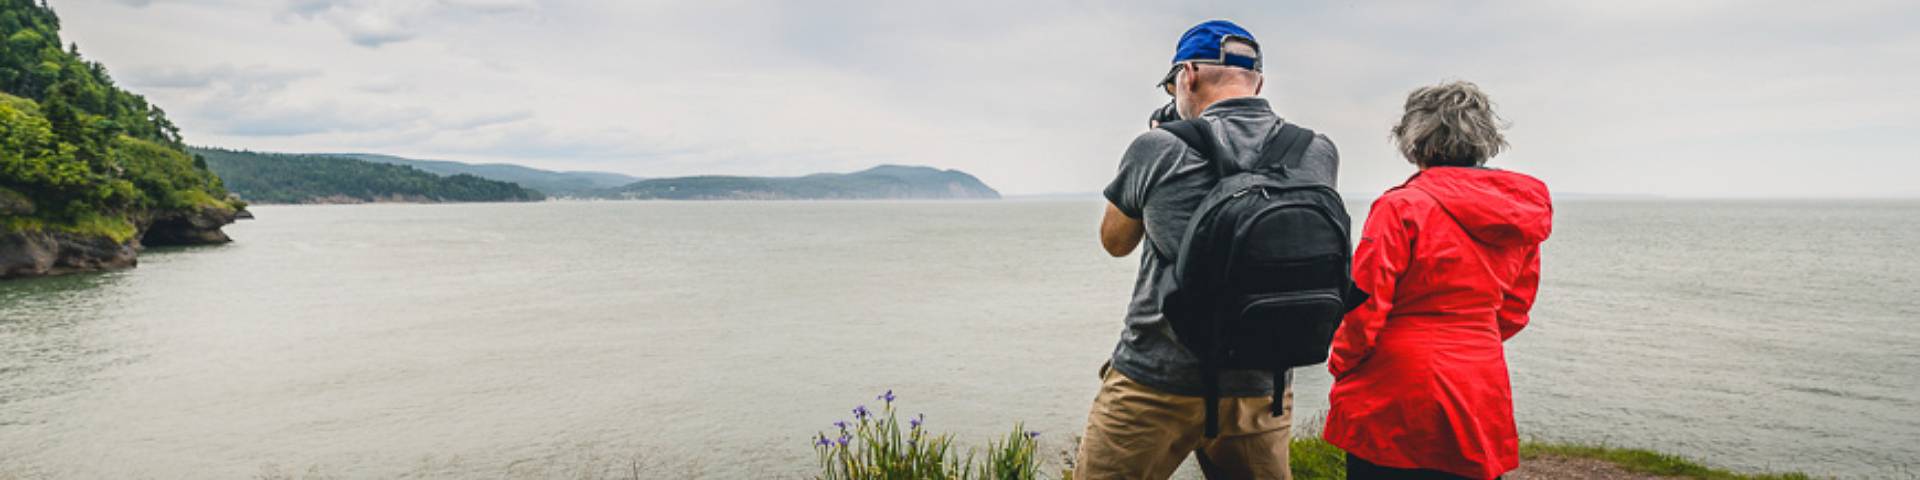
xmin=1100 ymin=202 xmax=1145 ymax=257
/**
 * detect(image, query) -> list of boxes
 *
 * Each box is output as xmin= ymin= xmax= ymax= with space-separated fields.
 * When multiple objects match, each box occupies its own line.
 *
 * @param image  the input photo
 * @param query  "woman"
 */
xmin=1323 ymin=81 xmax=1552 ymax=480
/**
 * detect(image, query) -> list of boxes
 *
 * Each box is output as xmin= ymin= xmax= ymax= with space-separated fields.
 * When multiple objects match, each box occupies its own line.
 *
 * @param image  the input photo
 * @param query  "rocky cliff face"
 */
xmin=140 ymin=206 xmax=237 ymax=246
xmin=0 ymin=229 xmax=139 ymax=279
xmin=0 ymin=206 xmax=235 ymax=280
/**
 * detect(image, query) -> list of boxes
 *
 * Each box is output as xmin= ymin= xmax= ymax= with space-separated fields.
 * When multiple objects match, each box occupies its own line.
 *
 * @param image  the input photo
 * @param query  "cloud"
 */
xmin=440 ymin=0 xmax=538 ymax=14
xmin=107 ymin=63 xmax=537 ymax=147
xmin=280 ymin=0 xmax=539 ymax=48
xmin=51 ymin=0 xmax=1920 ymax=196
xmin=116 ymin=65 xmax=491 ymax=138
xmin=439 ymin=110 xmax=533 ymax=131
xmin=121 ymin=64 xmax=321 ymax=91
xmin=215 ymin=103 xmax=429 ymax=137
xmin=351 ymin=77 xmax=415 ymax=94
xmin=334 ymin=13 xmax=415 ymax=47
xmin=421 ymin=122 xmax=683 ymax=160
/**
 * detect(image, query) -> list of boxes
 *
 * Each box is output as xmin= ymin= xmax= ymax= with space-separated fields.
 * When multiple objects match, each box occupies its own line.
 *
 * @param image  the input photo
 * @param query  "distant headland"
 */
xmin=194 ymin=150 xmax=1002 ymax=203
xmin=604 ymin=165 xmax=1000 ymax=200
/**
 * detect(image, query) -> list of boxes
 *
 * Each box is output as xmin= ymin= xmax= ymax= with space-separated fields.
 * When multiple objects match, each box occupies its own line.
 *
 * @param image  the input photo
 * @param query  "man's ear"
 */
xmin=1181 ymin=63 xmax=1199 ymax=95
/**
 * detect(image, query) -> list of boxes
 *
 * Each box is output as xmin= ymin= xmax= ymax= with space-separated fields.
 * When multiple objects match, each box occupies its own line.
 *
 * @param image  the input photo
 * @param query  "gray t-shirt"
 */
xmin=1101 ymin=97 xmax=1340 ymax=397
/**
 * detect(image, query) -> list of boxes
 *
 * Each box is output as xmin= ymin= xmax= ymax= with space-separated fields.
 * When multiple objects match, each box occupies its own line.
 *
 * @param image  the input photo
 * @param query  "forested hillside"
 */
xmin=192 ymin=148 xmax=543 ymax=204
xmin=342 ymin=153 xmax=637 ymax=198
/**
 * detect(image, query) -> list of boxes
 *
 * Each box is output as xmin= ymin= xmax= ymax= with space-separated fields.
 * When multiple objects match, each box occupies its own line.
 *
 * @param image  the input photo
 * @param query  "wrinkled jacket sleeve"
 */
xmin=1329 ymin=196 xmax=1413 ymax=378
xmin=1498 ymin=245 xmax=1542 ymax=341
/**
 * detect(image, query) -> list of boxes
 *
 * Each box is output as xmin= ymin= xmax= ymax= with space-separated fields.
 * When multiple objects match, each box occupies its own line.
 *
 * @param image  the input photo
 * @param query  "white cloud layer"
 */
xmin=51 ymin=0 xmax=1920 ymax=197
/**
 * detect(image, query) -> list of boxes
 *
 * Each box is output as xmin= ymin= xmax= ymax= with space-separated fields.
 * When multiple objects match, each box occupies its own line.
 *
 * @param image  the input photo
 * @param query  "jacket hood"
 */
xmin=1405 ymin=167 xmax=1553 ymax=246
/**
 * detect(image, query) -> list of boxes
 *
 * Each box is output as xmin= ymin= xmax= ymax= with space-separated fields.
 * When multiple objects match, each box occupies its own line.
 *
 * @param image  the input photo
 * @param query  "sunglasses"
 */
xmin=1159 ymin=62 xmax=1192 ymax=96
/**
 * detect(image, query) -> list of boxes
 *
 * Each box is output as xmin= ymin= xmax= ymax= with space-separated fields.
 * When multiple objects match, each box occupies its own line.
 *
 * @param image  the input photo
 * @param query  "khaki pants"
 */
xmin=1076 ymin=363 xmax=1293 ymax=480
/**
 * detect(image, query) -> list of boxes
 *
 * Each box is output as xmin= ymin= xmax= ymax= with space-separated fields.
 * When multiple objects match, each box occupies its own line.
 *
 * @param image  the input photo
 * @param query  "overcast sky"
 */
xmin=50 ymin=0 xmax=1920 ymax=197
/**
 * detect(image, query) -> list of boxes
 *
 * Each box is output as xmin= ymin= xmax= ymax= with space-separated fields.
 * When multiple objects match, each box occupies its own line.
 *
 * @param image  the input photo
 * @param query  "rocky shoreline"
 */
xmin=0 ymin=207 xmax=239 ymax=280
xmin=0 ymin=229 xmax=139 ymax=278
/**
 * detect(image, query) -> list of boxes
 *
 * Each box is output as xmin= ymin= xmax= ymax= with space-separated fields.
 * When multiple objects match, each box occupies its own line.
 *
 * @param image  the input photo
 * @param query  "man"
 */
xmin=1080 ymin=20 xmax=1339 ymax=480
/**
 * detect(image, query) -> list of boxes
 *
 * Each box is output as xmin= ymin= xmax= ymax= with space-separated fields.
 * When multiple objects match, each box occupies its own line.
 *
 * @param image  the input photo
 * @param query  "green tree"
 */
xmin=1 ymin=0 xmax=236 ymax=244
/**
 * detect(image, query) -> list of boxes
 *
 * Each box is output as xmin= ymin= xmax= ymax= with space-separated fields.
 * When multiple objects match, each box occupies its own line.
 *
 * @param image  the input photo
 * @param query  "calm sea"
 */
xmin=1 ymin=200 xmax=1915 ymax=479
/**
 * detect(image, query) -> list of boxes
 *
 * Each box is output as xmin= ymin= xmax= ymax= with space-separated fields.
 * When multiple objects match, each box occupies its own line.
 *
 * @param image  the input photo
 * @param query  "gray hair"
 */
xmin=1392 ymin=81 xmax=1508 ymax=167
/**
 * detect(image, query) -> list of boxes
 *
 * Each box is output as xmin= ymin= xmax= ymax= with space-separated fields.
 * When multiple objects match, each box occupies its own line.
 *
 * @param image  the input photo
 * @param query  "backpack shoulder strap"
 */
xmin=1157 ymin=118 xmax=1220 ymax=166
xmin=1252 ymin=123 xmax=1316 ymax=177
xmin=1162 ymin=119 xmax=1317 ymax=179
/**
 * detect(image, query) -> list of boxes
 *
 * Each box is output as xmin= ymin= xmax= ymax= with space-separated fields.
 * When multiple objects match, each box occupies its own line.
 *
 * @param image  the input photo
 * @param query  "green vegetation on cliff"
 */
xmin=191 ymin=148 xmax=544 ymax=204
xmin=0 ymin=0 xmax=237 ymax=244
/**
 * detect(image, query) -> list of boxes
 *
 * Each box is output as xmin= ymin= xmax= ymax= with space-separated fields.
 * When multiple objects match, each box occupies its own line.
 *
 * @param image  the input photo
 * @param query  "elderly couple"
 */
xmin=1082 ymin=20 xmax=1552 ymax=480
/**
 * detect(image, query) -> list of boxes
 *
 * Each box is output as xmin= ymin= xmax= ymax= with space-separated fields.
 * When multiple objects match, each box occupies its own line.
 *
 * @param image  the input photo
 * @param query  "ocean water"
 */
xmin=0 ymin=200 xmax=1915 ymax=479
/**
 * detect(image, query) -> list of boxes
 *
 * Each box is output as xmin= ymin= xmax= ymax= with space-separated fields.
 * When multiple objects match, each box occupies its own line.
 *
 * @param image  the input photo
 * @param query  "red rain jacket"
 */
xmin=1322 ymin=167 xmax=1553 ymax=479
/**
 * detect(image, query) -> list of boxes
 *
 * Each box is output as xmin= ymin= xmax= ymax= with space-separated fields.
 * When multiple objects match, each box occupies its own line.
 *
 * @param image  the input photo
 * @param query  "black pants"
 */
xmin=1346 ymin=453 xmax=1495 ymax=480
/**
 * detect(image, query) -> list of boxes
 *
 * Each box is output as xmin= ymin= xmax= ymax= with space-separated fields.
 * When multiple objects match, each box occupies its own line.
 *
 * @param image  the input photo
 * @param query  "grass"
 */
xmin=797 ymin=392 xmax=1819 ymax=480
xmin=168 ymin=188 xmax=234 ymax=212
xmin=1 ymin=215 xmax=46 ymax=234
xmin=1287 ymin=436 xmax=1350 ymax=479
xmin=2 ymin=211 xmax=138 ymax=245
xmin=60 ymin=211 xmax=139 ymax=244
xmin=1518 ymin=442 xmax=1816 ymax=480
xmin=1280 ymin=436 xmax=1816 ymax=480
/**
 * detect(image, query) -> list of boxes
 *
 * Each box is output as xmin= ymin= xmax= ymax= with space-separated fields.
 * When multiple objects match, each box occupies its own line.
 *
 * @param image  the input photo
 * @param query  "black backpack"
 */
xmin=1157 ymin=118 xmax=1368 ymax=438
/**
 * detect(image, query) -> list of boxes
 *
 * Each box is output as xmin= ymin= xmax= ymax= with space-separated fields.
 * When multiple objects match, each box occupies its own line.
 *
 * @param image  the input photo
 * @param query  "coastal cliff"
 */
xmin=0 ymin=2 xmax=241 ymax=280
xmin=141 ymin=205 xmax=238 ymax=246
xmin=0 ymin=229 xmax=137 ymax=278
xmin=0 ymin=192 xmax=237 ymax=279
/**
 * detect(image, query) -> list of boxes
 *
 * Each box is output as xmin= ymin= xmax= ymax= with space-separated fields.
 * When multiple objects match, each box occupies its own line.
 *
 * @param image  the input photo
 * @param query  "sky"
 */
xmin=47 ymin=0 xmax=1920 ymax=197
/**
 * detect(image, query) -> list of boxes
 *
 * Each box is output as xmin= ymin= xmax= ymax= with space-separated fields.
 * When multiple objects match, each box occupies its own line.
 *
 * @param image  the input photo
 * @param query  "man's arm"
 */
xmin=1099 ymin=202 xmax=1145 ymax=257
xmin=1101 ymin=129 xmax=1181 ymax=257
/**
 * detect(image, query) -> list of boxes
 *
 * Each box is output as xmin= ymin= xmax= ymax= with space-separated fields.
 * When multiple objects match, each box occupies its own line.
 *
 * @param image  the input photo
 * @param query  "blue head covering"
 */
xmin=1159 ymin=20 xmax=1262 ymax=88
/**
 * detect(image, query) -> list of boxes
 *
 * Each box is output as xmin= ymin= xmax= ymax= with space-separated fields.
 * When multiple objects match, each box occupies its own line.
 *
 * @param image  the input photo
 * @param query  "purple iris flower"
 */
xmin=909 ymin=413 xmax=924 ymax=429
xmin=836 ymin=433 xmax=852 ymax=447
xmin=833 ymin=420 xmax=849 ymax=430
xmin=1027 ymin=431 xmax=1041 ymax=439
xmin=877 ymin=390 xmax=896 ymax=405
xmin=852 ymin=405 xmax=871 ymax=420
xmin=815 ymin=435 xmax=832 ymax=447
